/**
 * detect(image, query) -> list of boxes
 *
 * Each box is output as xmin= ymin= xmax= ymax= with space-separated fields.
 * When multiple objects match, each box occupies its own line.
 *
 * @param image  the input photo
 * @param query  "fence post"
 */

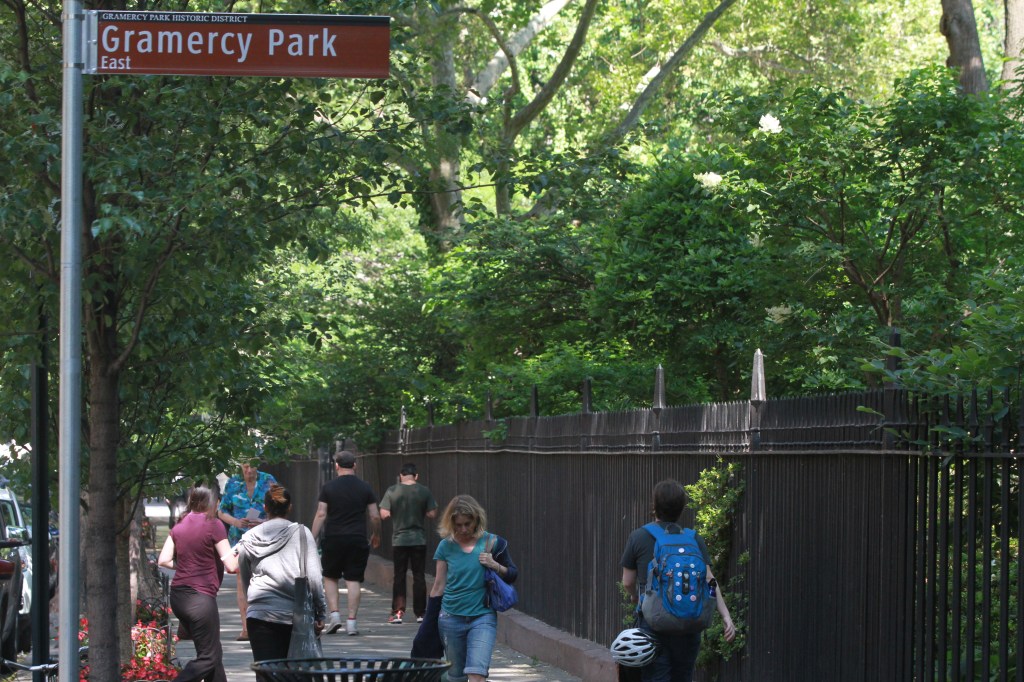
xmin=426 ymin=402 xmax=434 ymax=453
xmin=529 ymin=385 xmax=539 ymax=452
xmin=399 ymin=405 xmax=407 ymax=455
xmin=581 ymin=378 xmax=593 ymax=452
xmin=883 ymin=328 xmax=901 ymax=450
xmin=1018 ymin=392 xmax=1024 ymax=451
xmin=652 ymin=365 xmax=665 ymax=449
xmin=750 ymin=349 xmax=766 ymax=451
xmin=485 ymin=392 xmax=493 ymax=451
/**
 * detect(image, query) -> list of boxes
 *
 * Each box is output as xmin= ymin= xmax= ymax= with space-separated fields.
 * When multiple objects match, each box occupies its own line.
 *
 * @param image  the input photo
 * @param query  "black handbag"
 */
xmin=287 ymin=525 xmax=323 ymax=658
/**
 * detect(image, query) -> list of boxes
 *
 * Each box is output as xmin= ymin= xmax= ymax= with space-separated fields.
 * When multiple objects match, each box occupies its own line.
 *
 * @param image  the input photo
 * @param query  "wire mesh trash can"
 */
xmin=251 ymin=657 xmax=450 ymax=682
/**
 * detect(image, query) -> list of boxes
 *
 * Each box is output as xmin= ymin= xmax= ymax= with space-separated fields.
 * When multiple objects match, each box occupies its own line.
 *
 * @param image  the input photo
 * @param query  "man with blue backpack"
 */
xmin=618 ymin=479 xmax=736 ymax=681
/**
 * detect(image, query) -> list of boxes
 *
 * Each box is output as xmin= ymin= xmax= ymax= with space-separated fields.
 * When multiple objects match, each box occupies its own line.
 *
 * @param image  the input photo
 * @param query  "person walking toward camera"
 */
xmin=311 ymin=450 xmax=381 ymax=635
xmin=158 ymin=485 xmax=238 ymax=682
xmin=217 ymin=458 xmax=277 ymax=641
xmin=430 ymin=494 xmax=517 ymax=682
xmin=619 ymin=479 xmax=736 ymax=682
xmin=379 ymin=462 xmax=438 ymax=624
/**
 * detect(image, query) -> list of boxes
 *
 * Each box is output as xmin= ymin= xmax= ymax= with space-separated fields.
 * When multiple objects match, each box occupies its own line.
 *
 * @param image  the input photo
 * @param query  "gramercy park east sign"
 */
xmin=83 ymin=11 xmax=390 ymax=78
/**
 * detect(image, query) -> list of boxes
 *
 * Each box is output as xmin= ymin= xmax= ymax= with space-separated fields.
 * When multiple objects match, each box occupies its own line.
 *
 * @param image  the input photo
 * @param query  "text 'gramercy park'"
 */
xmin=99 ymin=25 xmax=340 ymax=65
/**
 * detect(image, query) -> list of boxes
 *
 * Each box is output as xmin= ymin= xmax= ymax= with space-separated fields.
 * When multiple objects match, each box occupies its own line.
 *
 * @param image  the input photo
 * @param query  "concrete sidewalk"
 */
xmin=173 ymin=569 xmax=584 ymax=681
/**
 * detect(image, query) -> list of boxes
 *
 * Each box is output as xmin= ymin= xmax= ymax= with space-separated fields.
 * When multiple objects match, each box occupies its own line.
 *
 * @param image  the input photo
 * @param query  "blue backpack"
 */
xmin=639 ymin=523 xmax=715 ymax=634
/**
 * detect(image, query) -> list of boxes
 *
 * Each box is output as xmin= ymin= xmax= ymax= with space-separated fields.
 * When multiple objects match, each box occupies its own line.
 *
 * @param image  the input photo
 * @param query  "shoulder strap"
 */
xmin=643 ymin=522 xmax=668 ymax=542
xmin=290 ymin=523 xmax=306 ymax=578
xmin=485 ymin=532 xmax=496 ymax=553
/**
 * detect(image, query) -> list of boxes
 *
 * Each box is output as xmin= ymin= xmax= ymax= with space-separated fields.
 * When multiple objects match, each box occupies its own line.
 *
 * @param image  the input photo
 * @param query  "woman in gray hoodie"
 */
xmin=235 ymin=484 xmax=327 ymax=661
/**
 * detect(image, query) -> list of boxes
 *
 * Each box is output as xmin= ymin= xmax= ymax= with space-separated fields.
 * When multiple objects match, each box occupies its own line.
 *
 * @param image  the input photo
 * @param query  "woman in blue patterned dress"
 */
xmin=217 ymin=459 xmax=277 ymax=640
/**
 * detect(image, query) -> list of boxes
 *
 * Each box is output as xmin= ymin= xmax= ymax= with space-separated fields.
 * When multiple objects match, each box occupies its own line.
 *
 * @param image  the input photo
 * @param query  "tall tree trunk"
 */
xmin=1003 ymin=0 xmax=1024 ymax=92
xmin=132 ymin=500 xmax=163 ymax=603
xmin=426 ymin=42 xmax=464 ymax=250
xmin=85 ymin=360 xmax=123 ymax=680
xmin=494 ymin=0 xmax=599 ymax=216
xmin=940 ymin=0 xmax=989 ymax=93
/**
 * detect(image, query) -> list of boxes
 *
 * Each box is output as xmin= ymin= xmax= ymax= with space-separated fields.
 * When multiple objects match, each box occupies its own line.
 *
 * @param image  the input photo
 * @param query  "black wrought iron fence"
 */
xmin=278 ymin=384 xmax=1023 ymax=682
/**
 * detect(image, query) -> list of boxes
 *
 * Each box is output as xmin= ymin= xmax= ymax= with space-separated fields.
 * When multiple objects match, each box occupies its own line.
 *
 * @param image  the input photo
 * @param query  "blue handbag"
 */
xmin=484 ymin=535 xmax=518 ymax=612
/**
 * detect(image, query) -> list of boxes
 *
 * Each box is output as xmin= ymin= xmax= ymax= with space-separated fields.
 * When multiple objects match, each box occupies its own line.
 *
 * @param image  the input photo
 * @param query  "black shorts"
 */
xmin=321 ymin=535 xmax=370 ymax=582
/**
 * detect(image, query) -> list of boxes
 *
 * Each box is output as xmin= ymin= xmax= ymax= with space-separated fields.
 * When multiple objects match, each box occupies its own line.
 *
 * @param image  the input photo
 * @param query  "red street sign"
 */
xmin=83 ymin=11 xmax=389 ymax=78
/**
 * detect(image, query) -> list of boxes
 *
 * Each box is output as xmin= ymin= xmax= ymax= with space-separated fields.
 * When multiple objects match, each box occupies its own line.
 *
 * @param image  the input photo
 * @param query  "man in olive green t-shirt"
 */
xmin=379 ymin=463 xmax=438 ymax=624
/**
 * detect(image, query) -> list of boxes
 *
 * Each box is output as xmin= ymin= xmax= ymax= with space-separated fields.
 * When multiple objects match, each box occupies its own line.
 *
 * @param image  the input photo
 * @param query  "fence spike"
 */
xmin=485 ymin=391 xmax=493 ymax=422
xmin=530 ymin=385 xmax=539 ymax=418
xmin=652 ymin=365 xmax=666 ymax=415
xmin=751 ymin=349 xmax=766 ymax=405
xmin=581 ymin=378 xmax=592 ymax=415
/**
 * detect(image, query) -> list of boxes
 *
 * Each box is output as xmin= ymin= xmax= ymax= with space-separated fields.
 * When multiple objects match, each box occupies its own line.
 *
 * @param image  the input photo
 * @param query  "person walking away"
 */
xmin=311 ymin=450 xmax=381 ymax=635
xmin=217 ymin=459 xmax=278 ymax=641
xmin=619 ymin=479 xmax=736 ymax=682
xmin=379 ymin=462 xmax=438 ymax=624
xmin=158 ymin=485 xmax=238 ymax=682
xmin=430 ymin=494 xmax=518 ymax=682
xmin=236 ymin=484 xmax=327 ymax=661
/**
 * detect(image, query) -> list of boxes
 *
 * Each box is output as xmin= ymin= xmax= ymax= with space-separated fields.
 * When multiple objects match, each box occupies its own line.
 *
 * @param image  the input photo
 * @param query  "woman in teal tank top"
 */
xmin=430 ymin=495 xmax=518 ymax=682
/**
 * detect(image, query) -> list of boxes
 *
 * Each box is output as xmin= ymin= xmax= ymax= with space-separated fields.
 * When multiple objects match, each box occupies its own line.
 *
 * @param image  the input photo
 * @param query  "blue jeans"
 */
xmin=437 ymin=610 xmax=497 ymax=682
xmin=639 ymin=616 xmax=701 ymax=682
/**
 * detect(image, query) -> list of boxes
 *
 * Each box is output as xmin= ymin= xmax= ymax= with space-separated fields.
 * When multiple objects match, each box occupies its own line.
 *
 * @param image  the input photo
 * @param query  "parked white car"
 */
xmin=0 ymin=487 xmax=31 ymax=655
xmin=0 ymin=491 xmax=25 ymax=664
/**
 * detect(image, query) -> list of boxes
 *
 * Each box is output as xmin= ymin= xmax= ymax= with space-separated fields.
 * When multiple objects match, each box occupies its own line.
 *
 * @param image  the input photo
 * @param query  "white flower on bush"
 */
xmin=693 ymin=171 xmax=723 ymax=189
xmin=759 ymin=114 xmax=782 ymax=134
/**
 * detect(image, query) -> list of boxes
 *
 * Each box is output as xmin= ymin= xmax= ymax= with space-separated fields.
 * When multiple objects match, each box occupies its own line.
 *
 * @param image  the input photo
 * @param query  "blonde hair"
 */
xmin=437 ymin=494 xmax=487 ymax=539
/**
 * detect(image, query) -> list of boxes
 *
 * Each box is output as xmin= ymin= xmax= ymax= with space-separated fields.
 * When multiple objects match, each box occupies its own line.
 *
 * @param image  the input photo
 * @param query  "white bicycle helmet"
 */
xmin=610 ymin=628 xmax=659 ymax=667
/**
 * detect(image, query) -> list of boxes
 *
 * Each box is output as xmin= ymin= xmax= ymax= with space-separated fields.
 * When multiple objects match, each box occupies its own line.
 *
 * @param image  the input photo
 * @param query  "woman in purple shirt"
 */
xmin=159 ymin=485 xmax=239 ymax=682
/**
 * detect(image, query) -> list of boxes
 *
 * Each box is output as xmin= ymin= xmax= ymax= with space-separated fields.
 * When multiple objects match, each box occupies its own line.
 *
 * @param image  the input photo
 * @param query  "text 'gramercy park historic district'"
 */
xmin=98 ymin=13 xmax=337 ymax=67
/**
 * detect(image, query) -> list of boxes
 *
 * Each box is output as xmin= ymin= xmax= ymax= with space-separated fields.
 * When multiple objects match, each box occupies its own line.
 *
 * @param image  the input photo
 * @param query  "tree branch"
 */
xmin=465 ymin=0 xmax=574 ymax=105
xmin=602 ymin=0 xmax=740 ymax=147
xmin=110 ymin=213 xmax=182 ymax=374
xmin=507 ymin=0 xmax=599 ymax=141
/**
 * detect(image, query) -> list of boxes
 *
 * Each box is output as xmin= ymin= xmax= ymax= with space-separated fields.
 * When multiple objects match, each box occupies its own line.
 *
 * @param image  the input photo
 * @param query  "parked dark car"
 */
xmin=0 ymin=502 xmax=26 ymax=665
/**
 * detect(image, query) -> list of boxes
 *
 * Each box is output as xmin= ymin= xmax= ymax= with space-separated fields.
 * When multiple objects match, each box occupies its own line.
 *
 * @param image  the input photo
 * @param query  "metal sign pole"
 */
xmin=59 ymin=0 xmax=83 ymax=679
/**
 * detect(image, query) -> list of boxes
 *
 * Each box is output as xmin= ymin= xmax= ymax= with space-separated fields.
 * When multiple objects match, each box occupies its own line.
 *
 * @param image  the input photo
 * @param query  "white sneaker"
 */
xmin=324 ymin=612 xmax=343 ymax=634
xmin=346 ymin=618 xmax=359 ymax=636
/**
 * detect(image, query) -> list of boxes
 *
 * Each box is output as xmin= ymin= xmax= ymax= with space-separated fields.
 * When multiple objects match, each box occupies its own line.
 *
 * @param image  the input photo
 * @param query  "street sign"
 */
xmin=83 ymin=11 xmax=389 ymax=78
